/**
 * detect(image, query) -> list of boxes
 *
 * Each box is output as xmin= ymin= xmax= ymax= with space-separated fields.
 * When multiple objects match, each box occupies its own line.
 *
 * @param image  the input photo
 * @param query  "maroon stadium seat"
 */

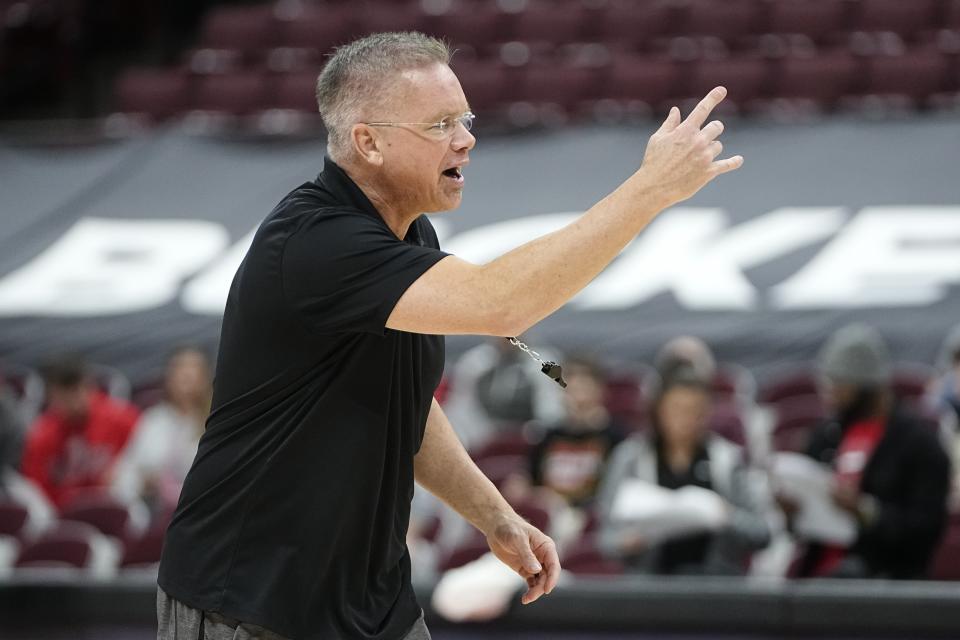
xmin=562 ymin=535 xmax=624 ymax=576
xmin=686 ymin=56 xmax=770 ymax=109
xmin=470 ymin=433 xmax=533 ymax=463
xmin=771 ymin=52 xmax=858 ymax=107
xmin=891 ymin=364 xmax=935 ymax=404
xmin=0 ymin=500 xmax=29 ymax=540
xmin=279 ymin=6 xmax=354 ymax=55
xmin=193 ymin=72 xmax=270 ymax=116
xmin=598 ymin=55 xmax=679 ymax=110
xmin=450 ymin=60 xmax=507 ymax=114
xmin=60 ymin=492 xmax=149 ymax=546
xmin=200 ymin=5 xmax=279 ymax=53
xmin=765 ymin=0 xmax=848 ymax=41
xmin=428 ymin=6 xmax=508 ymax=49
xmin=270 ymin=71 xmax=322 ymax=113
xmin=121 ymin=522 xmax=168 ymax=569
xmin=514 ymin=63 xmax=598 ymax=112
xmin=863 ymin=49 xmax=949 ymax=104
xmin=949 ymin=0 xmax=960 ymax=30
xmin=15 ymin=521 xmax=102 ymax=570
xmin=512 ymin=498 xmax=551 ymax=534
xmin=759 ymin=368 xmax=818 ymax=405
xmin=709 ymin=403 xmax=748 ymax=448
xmin=439 ymin=539 xmax=491 ymax=572
xmin=476 ymin=454 xmax=528 ymax=489
xmin=114 ymin=68 xmax=191 ymax=121
xmin=771 ymin=395 xmax=827 ymax=453
xmin=681 ymin=0 xmax=762 ymax=41
xmin=854 ymin=0 xmax=939 ymax=39
xmin=598 ymin=0 xmax=675 ymax=47
xmin=513 ymin=3 xmax=586 ymax=45
xmin=354 ymin=3 xmax=428 ymax=39
xmin=929 ymin=512 xmax=960 ymax=580
xmin=603 ymin=368 xmax=651 ymax=431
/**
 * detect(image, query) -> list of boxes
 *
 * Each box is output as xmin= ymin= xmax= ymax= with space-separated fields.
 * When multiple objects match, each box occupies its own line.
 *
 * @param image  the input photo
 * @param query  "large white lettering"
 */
xmin=576 ymin=208 xmax=847 ymax=310
xmin=0 ymin=218 xmax=228 ymax=316
xmin=180 ymin=229 xmax=256 ymax=315
xmin=772 ymin=207 xmax=960 ymax=308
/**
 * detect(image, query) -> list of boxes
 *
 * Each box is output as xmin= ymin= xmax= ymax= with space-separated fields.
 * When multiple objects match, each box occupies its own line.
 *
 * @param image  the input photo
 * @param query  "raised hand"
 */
xmin=635 ymin=86 xmax=744 ymax=207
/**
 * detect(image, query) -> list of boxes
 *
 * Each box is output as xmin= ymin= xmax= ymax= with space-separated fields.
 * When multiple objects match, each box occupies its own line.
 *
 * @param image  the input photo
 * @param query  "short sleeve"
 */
xmin=282 ymin=210 xmax=449 ymax=335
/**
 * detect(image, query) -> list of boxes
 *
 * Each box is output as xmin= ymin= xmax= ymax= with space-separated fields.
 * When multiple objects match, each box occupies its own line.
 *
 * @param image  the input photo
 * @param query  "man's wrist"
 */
xmin=478 ymin=506 xmax=522 ymax=538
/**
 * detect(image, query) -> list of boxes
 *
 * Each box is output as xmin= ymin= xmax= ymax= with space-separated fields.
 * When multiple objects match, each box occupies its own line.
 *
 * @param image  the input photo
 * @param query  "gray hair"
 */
xmin=316 ymin=32 xmax=451 ymax=160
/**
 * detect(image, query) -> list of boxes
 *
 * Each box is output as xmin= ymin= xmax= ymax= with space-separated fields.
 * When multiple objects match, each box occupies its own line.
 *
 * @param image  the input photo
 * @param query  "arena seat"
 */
xmin=709 ymin=402 xmax=748 ymax=448
xmin=428 ymin=5 xmax=507 ymax=50
xmin=59 ymin=492 xmax=150 ymax=548
xmin=470 ymin=432 xmax=533 ymax=463
xmin=475 ymin=454 xmax=528 ymax=489
xmin=929 ymin=512 xmax=960 ymax=580
xmin=0 ymin=500 xmax=29 ymax=541
xmin=449 ymin=60 xmax=507 ymax=114
xmin=15 ymin=521 xmax=118 ymax=578
xmin=891 ymin=364 xmax=936 ymax=404
xmin=354 ymin=3 xmax=428 ymax=40
xmin=269 ymin=71 xmax=323 ymax=113
xmin=192 ymin=71 xmax=270 ymax=116
xmin=771 ymin=395 xmax=827 ymax=453
xmin=514 ymin=63 xmax=598 ymax=113
xmin=771 ymin=51 xmax=858 ymax=107
xmin=712 ymin=364 xmax=758 ymax=403
xmin=200 ymin=5 xmax=279 ymax=55
xmin=278 ymin=5 xmax=354 ymax=54
xmin=764 ymin=0 xmax=848 ymax=42
xmin=686 ymin=55 xmax=769 ymax=110
xmin=682 ymin=0 xmax=762 ymax=42
xmin=114 ymin=68 xmax=191 ymax=121
xmin=863 ymin=49 xmax=949 ymax=105
xmin=513 ymin=2 xmax=586 ymax=45
xmin=854 ymin=0 xmax=940 ymax=39
xmin=598 ymin=55 xmax=679 ymax=110
xmin=602 ymin=368 xmax=651 ymax=431
xmin=562 ymin=535 xmax=624 ymax=576
xmin=120 ymin=522 xmax=168 ymax=570
xmin=949 ymin=0 xmax=960 ymax=29
xmin=438 ymin=539 xmax=490 ymax=572
xmin=758 ymin=368 xmax=818 ymax=406
xmin=598 ymin=0 xmax=675 ymax=47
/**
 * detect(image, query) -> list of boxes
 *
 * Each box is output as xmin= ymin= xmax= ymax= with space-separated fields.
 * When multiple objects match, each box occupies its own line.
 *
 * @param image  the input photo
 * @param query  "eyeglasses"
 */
xmin=363 ymin=111 xmax=475 ymax=139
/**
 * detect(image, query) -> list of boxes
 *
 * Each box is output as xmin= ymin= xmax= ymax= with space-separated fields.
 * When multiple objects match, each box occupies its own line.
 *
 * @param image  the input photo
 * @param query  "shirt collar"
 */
xmin=314 ymin=157 xmax=381 ymax=220
xmin=314 ymin=156 xmax=425 ymax=245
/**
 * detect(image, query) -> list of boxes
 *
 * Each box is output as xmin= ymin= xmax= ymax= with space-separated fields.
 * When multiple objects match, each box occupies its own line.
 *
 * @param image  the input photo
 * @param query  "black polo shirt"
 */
xmin=158 ymin=159 xmax=449 ymax=639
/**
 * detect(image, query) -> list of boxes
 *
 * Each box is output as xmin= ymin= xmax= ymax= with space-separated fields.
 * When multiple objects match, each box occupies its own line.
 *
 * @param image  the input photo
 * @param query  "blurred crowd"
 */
xmin=1 ymin=323 xmax=959 ymax=591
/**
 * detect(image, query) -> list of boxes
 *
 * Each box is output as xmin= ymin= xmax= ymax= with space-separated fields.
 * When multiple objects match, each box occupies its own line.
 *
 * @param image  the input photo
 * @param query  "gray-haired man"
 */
xmin=157 ymin=31 xmax=742 ymax=639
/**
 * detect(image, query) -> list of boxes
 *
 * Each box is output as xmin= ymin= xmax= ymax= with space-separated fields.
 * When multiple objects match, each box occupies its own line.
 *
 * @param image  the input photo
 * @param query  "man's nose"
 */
xmin=451 ymin=124 xmax=476 ymax=151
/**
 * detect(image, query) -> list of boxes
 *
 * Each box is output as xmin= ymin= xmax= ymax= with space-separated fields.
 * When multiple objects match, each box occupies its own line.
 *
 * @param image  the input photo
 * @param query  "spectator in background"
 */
xmin=529 ymin=356 xmax=625 ymax=508
xmin=443 ymin=337 xmax=565 ymax=451
xmin=111 ymin=346 xmax=212 ymax=516
xmin=927 ymin=323 xmax=960 ymax=424
xmin=20 ymin=355 xmax=139 ymax=508
xmin=598 ymin=365 xmax=770 ymax=575
xmin=654 ymin=335 xmax=717 ymax=381
xmin=0 ymin=382 xmax=55 ymax=533
xmin=791 ymin=324 xmax=950 ymax=579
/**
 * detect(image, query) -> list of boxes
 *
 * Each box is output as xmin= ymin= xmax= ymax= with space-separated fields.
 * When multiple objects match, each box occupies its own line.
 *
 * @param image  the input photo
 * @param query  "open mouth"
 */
xmin=442 ymin=167 xmax=463 ymax=180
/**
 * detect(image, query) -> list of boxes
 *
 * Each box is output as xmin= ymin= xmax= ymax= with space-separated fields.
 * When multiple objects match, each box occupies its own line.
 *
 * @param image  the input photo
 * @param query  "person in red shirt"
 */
xmin=20 ymin=356 xmax=139 ymax=508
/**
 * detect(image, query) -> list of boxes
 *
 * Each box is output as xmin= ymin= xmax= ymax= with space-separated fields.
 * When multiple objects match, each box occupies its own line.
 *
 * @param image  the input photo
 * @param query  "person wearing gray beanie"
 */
xmin=787 ymin=324 xmax=950 ymax=580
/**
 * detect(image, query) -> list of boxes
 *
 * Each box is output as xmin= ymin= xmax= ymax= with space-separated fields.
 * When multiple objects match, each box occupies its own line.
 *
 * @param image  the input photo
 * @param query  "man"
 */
xmin=20 ymin=355 xmax=140 ymax=508
xmin=792 ymin=324 xmax=950 ymax=578
xmin=158 ymin=32 xmax=742 ymax=640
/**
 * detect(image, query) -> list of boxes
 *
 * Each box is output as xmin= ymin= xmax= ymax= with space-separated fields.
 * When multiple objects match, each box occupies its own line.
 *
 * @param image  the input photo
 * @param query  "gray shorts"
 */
xmin=156 ymin=587 xmax=431 ymax=640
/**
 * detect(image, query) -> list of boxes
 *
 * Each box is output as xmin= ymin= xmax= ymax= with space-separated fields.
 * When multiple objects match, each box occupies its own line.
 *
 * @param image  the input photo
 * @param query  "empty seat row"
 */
xmin=114 ymin=48 xmax=960 ymax=124
xmin=198 ymin=0 xmax=960 ymax=56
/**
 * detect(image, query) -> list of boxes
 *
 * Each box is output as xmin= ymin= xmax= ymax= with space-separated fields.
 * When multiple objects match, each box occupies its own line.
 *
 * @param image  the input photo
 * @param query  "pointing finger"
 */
xmin=685 ymin=86 xmax=727 ymax=129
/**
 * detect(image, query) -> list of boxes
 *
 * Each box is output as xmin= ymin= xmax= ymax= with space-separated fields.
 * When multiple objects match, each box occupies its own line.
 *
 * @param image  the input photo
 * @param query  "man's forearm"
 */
xmin=479 ymin=173 xmax=668 ymax=336
xmin=414 ymin=398 xmax=517 ymax=536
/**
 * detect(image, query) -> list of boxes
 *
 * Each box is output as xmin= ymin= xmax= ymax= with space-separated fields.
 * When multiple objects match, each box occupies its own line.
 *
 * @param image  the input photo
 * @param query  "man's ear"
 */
xmin=352 ymin=124 xmax=384 ymax=167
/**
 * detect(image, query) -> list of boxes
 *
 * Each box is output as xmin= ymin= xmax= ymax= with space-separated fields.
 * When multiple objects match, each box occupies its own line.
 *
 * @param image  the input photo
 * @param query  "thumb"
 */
xmin=657 ymin=106 xmax=680 ymax=133
xmin=520 ymin=544 xmax=542 ymax=574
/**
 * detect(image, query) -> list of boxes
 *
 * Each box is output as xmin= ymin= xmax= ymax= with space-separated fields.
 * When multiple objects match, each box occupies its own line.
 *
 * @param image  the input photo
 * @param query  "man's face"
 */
xmin=368 ymin=63 xmax=476 ymax=215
